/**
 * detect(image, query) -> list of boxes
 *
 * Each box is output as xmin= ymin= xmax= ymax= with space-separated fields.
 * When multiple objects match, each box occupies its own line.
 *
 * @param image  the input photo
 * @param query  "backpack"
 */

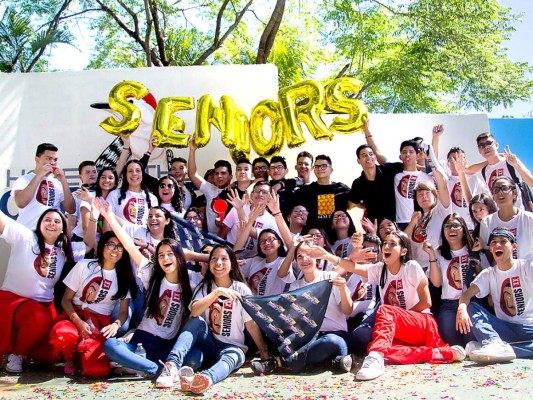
xmin=481 ymin=162 xmax=533 ymax=212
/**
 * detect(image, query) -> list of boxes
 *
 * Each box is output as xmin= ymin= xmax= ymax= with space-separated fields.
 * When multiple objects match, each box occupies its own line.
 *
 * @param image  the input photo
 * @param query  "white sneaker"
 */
xmin=465 ymin=341 xmax=481 ymax=359
xmin=355 ymin=351 xmax=385 ymax=380
xmin=451 ymin=345 xmax=466 ymax=362
xmin=155 ymin=362 xmax=179 ymax=389
xmin=6 ymin=354 xmax=24 ymax=374
xmin=469 ymin=339 xmax=516 ymax=364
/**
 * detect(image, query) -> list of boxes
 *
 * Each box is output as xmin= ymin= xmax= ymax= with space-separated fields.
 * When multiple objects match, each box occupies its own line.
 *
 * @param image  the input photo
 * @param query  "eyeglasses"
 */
xmin=105 ymin=243 xmax=124 ymax=251
xmin=477 ymin=140 xmax=494 ymax=150
xmin=491 ymin=185 xmax=514 ymax=194
xmin=253 ymin=189 xmax=270 ymax=195
xmin=159 ymin=183 xmax=175 ymax=189
xmin=292 ymin=209 xmax=309 ymax=216
xmin=443 ymin=223 xmax=463 ymax=230
xmin=254 ymin=166 xmax=268 ymax=171
xmin=186 ymin=215 xmax=201 ymax=222
xmin=313 ymin=164 xmax=329 ymax=171
xmin=259 ymin=237 xmax=278 ymax=245
xmin=333 ymin=214 xmax=347 ymax=220
xmin=270 ymin=165 xmax=285 ymax=171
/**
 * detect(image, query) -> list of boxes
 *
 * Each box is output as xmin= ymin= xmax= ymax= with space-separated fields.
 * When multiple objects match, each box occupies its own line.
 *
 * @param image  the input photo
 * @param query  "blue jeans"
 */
xmin=103 ymin=329 xmax=202 ymax=375
xmin=131 ymin=286 xmax=146 ymax=327
xmin=467 ymin=302 xmax=533 ymax=358
xmin=438 ymin=300 xmax=475 ymax=346
xmin=166 ymin=317 xmax=245 ymax=384
xmin=111 ymin=301 xmax=133 ymax=337
xmin=285 ymin=331 xmax=348 ymax=373
xmin=348 ymin=302 xmax=380 ymax=354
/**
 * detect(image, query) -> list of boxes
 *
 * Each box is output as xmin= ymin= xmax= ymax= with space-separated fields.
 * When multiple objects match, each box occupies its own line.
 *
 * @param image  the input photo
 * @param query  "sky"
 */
xmin=47 ymin=1 xmax=533 ymax=118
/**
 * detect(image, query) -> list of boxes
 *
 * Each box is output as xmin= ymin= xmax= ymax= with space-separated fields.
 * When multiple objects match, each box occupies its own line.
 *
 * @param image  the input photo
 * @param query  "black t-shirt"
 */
xmin=293 ymin=181 xmax=350 ymax=231
xmin=348 ymin=162 xmax=403 ymax=222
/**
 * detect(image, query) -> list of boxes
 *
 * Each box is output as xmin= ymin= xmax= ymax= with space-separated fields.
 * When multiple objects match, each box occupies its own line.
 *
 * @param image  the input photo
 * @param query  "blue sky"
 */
xmin=48 ymin=1 xmax=532 ymax=117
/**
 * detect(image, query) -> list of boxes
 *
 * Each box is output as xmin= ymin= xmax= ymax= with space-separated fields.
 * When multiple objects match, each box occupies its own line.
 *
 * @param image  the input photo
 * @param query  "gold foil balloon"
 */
xmin=99 ymin=81 xmax=150 ymax=136
xmin=229 ymin=107 xmax=251 ymax=162
xmin=278 ymin=80 xmax=332 ymax=148
xmin=152 ymin=97 xmax=195 ymax=148
xmin=325 ymin=78 xmax=368 ymax=134
xmin=249 ymin=99 xmax=285 ymax=157
xmin=193 ymin=95 xmax=237 ymax=149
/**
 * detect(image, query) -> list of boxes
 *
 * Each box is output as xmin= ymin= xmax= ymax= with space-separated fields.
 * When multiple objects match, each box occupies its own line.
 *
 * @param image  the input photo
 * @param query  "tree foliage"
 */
xmin=1 ymin=0 xmax=531 ymax=113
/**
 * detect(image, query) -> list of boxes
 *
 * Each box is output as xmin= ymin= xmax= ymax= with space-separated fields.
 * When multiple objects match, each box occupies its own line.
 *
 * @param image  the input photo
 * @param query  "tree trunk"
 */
xmin=256 ymin=0 xmax=285 ymax=64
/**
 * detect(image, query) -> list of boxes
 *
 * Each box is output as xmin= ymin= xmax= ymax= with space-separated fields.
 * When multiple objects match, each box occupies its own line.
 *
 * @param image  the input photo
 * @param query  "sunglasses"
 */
xmin=477 ymin=140 xmax=494 ymax=150
xmin=159 ymin=183 xmax=175 ymax=189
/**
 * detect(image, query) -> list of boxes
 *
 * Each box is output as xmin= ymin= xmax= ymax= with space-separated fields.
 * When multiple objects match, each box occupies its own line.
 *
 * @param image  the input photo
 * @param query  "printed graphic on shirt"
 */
xmin=249 ymin=267 xmax=269 ymax=296
xmin=384 ymin=279 xmax=406 ymax=309
xmin=412 ymin=221 xmax=428 ymax=243
xmin=317 ymin=194 xmax=335 ymax=219
xmin=500 ymin=276 xmax=525 ymax=317
xmin=334 ymin=242 xmax=349 ymax=258
xmin=124 ymin=198 xmax=146 ymax=225
xmin=245 ymin=221 xmax=263 ymax=250
xmin=446 ymin=255 xmax=469 ymax=290
xmin=451 ymin=182 xmax=467 ymax=208
xmin=352 ymin=281 xmax=373 ymax=301
xmin=33 ymin=247 xmax=58 ymax=279
xmin=209 ymin=297 xmax=234 ymax=336
xmin=397 ymin=175 xmax=418 ymax=199
xmin=80 ymin=276 xmax=112 ymax=304
xmin=155 ymin=289 xmax=182 ymax=328
xmin=36 ymin=180 xmax=55 ymax=206
xmin=487 ymin=168 xmax=504 ymax=190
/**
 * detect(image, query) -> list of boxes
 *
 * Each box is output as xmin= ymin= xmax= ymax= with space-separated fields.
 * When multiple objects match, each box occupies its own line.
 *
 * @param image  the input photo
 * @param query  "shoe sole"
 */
xmin=355 ymin=371 xmax=384 ymax=381
xmin=155 ymin=381 xmax=173 ymax=389
xmin=469 ymin=352 xmax=516 ymax=364
xmin=190 ymin=375 xmax=211 ymax=394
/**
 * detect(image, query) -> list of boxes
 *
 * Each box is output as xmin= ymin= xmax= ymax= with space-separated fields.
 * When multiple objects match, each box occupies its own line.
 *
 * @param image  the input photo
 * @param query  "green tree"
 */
xmin=320 ymin=0 xmax=533 ymax=112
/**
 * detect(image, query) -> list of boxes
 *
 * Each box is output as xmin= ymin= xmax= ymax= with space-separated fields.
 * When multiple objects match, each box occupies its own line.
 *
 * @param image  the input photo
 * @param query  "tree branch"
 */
xmin=193 ymin=0 xmax=254 ymax=65
xmin=256 ymin=0 xmax=285 ymax=64
xmin=148 ymin=0 xmax=168 ymax=65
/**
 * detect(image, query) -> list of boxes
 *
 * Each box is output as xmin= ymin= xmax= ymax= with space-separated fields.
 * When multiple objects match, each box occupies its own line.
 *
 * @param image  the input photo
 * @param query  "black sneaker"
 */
xmin=333 ymin=354 xmax=353 ymax=372
xmin=250 ymin=356 xmax=278 ymax=375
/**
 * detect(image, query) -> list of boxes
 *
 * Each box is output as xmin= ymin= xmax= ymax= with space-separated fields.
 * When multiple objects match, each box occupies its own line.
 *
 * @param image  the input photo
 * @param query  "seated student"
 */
xmin=69 ymin=161 xmax=98 ymax=242
xmin=155 ymin=245 xmax=271 ymax=393
xmin=479 ymin=177 xmax=533 ymax=261
xmin=329 ymin=209 xmax=356 ymax=259
xmin=457 ymin=228 xmax=533 ymax=363
xmin=306 ymin=231 xmax=466 ymax=380
xmin=287 ymin=204 xmax=309 ymax=237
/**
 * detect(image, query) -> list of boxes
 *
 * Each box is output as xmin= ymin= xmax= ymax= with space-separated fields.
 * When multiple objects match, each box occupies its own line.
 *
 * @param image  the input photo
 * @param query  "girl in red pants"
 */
xmin=302 ymin=231 xmax=466 ymax=380
xmin=0 ymin=208 xmax=86 ymax=374
xmin=50 ymin=229 xmax=137 ymax=377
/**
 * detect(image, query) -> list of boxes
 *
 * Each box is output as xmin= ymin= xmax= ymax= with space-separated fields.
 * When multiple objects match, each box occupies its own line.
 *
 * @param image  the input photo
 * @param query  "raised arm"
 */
xmin=266 ymin=192 xmax=293 ymax=248
xmin=363 ymin=118 xmax=387 ymax=165
xmin=187 ymin=138 xmax=204 ymax=189
xmin=14 ymin=164 xmax=53 ymax=209
xmin=115 ymin=134 xmax=131 ymax=179
xmin=505 ymin=146 xmax=533 ymax=186
xmin=430 ymin=124 xmax=444 ymax=160
xmin=423 ymin=240 xmax=442 ymax=287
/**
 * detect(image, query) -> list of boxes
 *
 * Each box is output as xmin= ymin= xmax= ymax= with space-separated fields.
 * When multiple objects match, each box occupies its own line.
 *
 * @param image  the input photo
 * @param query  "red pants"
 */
xmin=368 ymin=305 xmax=454 ymax=364
xmin=0 ymin=290 xmax=56 ymax=364
xmin=50 ymin=310 xmax=111 ymax=377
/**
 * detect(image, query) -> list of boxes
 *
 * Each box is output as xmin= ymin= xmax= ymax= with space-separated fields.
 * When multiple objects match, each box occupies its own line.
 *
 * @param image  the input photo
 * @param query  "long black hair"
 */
xmin=148 ymin=206 xmax=177 ymax=240
xmin=117 ymin=159 xmax=154 ymax=207
xmin=438 ymin=214 xmax=474 ymax=260
xmin=328 ymin=209 xmax=356 ymax=242
xmin=379 ymin=231 xmax=413 ymax=289
xmin=194 ymin=245 xmax=245 ymax=297
xmin=157 ymin=175 xmax=184 ymax=213
xmin=145 ymin=239 xmax=192 ymax=320
xmin=95 ymin=167 xmax=118 ymax=198
xmin=256 ymin=229 xmax=287 ymax=258
xmin=468 ymin=193 xmax=497 ymax=238
xmin=89 ymin=231 xmax=138 ymax=300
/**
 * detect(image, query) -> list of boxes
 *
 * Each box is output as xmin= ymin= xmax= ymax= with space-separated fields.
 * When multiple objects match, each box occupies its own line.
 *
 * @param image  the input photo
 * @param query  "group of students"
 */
xmin=0 ymin=122 xmax=532 ymax=393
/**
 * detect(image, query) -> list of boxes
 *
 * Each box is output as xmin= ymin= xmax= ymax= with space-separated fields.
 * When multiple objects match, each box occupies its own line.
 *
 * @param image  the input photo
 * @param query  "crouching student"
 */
xmin=456 ymin=227 xmax=533 ymax=364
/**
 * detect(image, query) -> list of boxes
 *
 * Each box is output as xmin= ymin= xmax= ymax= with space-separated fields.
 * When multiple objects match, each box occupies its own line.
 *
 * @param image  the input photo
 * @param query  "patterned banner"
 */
xmin=241 ymin=280 xmax=332 ymax=362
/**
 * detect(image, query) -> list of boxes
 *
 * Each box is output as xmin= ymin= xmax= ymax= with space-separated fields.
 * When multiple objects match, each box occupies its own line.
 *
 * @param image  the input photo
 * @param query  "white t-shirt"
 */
xmin=332 ymin=237 xmax=353 ymax=259
xmin=447 ymin=174 xmax=489 ymax=230
xmin=199 ymin=181 xmax=224 ymax=234
xmin=241 ymin=256 xmax=295 ymax=296
xmin=12 ymin=172 xmax=65 ymax=229
xmin=107 ymin=189 xmax=158 ymax=227
xmin=482 ymin=159 xmax=524 ymax=209
xmin=438 ymin=247 xmax=479 ymax=300
xmin=161 ymin=202 xmax=186 ymax=218
xmin=473 ymin=259 xmax=533 ymax=325
xmin=223 ymin=205 xmax=279 ymax=258
xmin=0 ymin=218 xmax=85 ymax=302
xmin=479 ymin=210 xmax=533 ymax=260
xmin=63 ymin=259 xmax=129 ymax=316
xmin=289 ymin=271 xmax=348 ymax=333
xmin=394 ymin=171 xmax=433 ymax=223
xmin=346 ymin=273 xmax=377 ymax=318
xmin=409 ymin=202 xmax=452 ymax=269
xmin=71 ymin=193 xmax=96 ymax=239
xmin=191 ymin=280 xmax=252 ymax=351
xmin=366 ymin=260 xmax=430 ymax=313
xmin=137 ymin=260 xmax=185 ymax=340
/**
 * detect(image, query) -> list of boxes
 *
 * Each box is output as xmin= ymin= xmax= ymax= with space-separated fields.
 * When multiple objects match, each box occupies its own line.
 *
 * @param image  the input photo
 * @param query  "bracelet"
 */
xmin=89 ymin=217 xmax=97 ymax=222
xmin=429 ymin=259 xmax=437 ymax=263
xmin=145 ymin=151 xmax=151 ymax=156
xmin=336 ymin=256 xmax=341 ymax=266
xmin=272 ymin=212 xmax=282 ymax=216
xmin=113 ymin=320 xmax=122 ymax=328
xmin=365 ymin=135 xmax=373 ymax=138
xmin=123 ymin=147 xmax=130 ymax=151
